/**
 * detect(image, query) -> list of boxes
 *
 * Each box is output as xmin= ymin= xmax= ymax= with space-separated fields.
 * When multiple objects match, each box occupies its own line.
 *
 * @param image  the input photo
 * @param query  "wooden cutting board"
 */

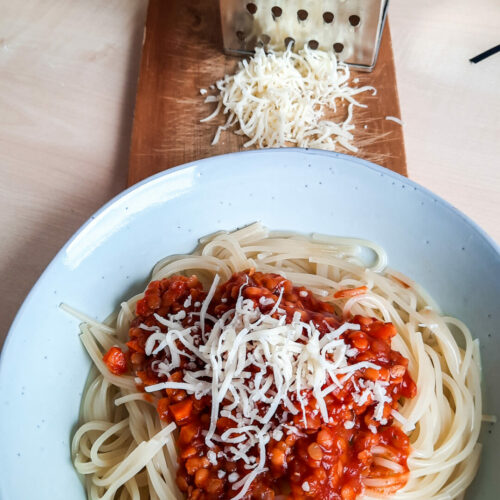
xmin=128 ymin=0 xmax=406 ymax=187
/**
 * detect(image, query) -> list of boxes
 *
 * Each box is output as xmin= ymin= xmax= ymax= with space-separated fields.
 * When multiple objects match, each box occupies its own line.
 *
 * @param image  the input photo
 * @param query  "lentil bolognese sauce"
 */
xmin=69 ymin=224 xmax=482 ymax=500
xmin=110 ymin=270 xmax=416 ymax=500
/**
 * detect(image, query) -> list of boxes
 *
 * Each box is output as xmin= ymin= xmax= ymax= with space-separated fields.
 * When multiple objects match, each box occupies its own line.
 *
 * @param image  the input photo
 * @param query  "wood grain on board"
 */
xmin=128 ymin=0 xmax=406 ymax=186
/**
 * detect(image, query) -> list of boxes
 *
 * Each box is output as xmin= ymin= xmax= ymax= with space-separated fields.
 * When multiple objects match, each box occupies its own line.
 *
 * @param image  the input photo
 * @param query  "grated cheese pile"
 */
xmin=200 ymin=46 xmax=376 ymax=152
xmin=143 ymin=276 xmax=406 ymax=500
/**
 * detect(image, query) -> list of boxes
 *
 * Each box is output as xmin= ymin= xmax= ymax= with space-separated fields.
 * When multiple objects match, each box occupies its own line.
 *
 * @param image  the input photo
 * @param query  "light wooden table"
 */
xmin=1 ymin=0 xmax=499 ymax=347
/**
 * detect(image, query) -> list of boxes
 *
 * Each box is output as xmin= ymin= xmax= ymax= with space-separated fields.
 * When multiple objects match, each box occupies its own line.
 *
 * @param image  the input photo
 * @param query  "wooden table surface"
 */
xmin=1 ymin=0 xmax=499 ymax=348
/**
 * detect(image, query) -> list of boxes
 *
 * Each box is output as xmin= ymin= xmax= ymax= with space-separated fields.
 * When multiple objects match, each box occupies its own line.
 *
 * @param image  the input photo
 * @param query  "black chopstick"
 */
xmin=469 ymin=44 xmax=500 ymax=64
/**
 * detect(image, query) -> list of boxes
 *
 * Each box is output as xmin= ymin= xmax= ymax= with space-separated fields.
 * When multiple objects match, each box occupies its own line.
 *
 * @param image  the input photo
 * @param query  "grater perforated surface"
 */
xmin=220 ymin=0 xmax=389 ymax=71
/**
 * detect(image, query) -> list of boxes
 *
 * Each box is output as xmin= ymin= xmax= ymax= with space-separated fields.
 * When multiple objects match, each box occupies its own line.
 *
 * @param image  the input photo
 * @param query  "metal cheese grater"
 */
xmin=219 ymin=0 xmax=389 ymax=71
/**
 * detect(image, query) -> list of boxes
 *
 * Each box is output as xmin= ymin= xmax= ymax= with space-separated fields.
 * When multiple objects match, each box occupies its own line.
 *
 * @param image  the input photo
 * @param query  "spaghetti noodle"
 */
xmin=69 ymin=223 xmax=482 ymax=500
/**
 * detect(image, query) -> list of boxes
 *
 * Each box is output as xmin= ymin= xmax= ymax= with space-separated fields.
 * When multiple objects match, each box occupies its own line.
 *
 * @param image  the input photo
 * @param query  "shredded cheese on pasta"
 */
xmin=143 ymin=287 xmax=396 ymax=499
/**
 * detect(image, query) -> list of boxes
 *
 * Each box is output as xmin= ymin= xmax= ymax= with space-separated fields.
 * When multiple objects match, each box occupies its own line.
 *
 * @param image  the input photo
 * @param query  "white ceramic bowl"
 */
xmin=0 ymin=149 xmax=498 ymax=499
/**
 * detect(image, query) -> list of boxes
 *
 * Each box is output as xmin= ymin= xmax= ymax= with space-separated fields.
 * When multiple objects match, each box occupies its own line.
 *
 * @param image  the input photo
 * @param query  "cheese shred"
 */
xmin=201 ymin=47 xmax=375 ymax=152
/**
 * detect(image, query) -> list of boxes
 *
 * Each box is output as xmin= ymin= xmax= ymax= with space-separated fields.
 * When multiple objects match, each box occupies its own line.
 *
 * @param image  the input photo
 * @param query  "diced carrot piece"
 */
xmin=169 ymin=399 xmax=193 ymax=424
xmin=334 ymin=286 xmax=368 ymax=299
xmin=364 ymin=367 xmax=380 ymax=381
xmin=102 ymin=347 xmax=127 ymax=375
xmin=157 ymin=398 xmax=170 ymax=422
xmin=179 ymin=423 xmax=198 ymax=445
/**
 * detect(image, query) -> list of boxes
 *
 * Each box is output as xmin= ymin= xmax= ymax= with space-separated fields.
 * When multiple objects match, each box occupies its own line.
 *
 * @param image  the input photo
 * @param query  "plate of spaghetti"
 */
xmin=0 ymin=149 xmax=498 ymax=500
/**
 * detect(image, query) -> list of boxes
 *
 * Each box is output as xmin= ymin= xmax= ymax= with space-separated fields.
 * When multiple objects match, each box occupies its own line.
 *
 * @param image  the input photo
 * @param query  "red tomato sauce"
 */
xmin=104 ymin=271 xmax=417 ymax=500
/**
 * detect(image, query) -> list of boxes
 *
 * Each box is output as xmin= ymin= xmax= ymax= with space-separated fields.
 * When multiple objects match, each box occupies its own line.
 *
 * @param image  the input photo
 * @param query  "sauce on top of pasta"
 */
xmin=104 ymin=271 xmax=416 ymax=500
